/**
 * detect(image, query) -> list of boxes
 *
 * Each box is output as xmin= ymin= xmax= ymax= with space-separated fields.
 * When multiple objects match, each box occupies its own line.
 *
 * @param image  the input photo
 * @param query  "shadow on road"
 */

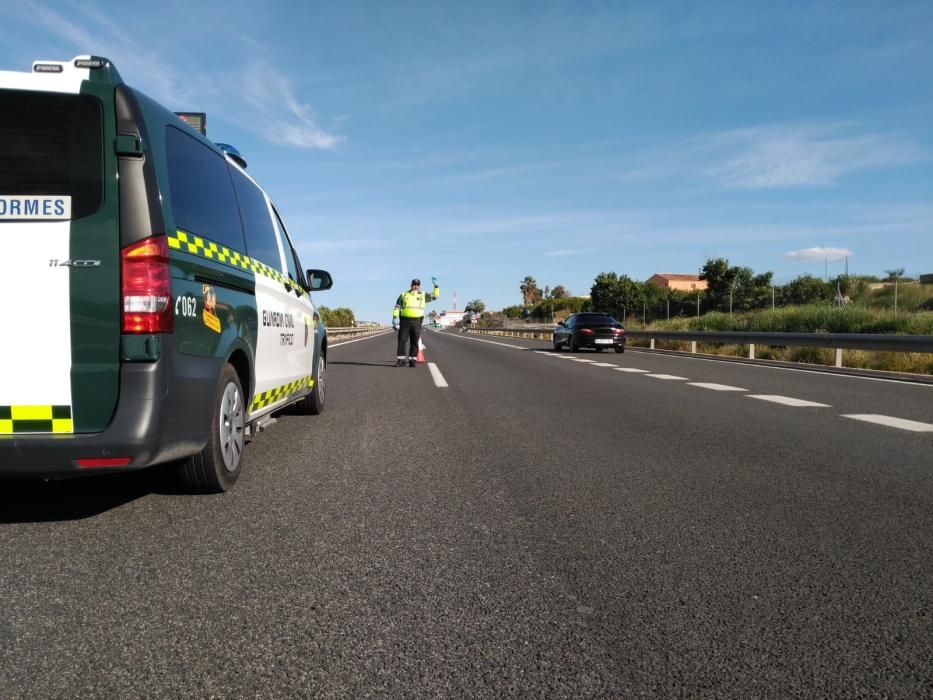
xmin=0 ymin=468 xmax=178 ymax=524
xmin=329 ymin=361 xmax=399 ymax=368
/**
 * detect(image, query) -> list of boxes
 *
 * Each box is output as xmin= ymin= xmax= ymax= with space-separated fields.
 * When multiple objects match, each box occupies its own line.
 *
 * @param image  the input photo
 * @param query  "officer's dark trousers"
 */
xmin=397 ymin=316 xmax=423 ymax=360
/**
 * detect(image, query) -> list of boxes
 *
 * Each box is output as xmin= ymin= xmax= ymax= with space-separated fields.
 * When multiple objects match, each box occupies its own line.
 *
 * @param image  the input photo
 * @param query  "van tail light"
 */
xmin=122 ymin=235 xmax=174 ymax=334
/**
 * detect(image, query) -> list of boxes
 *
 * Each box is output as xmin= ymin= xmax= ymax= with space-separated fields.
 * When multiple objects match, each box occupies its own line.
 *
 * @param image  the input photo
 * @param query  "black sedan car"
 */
xmin=553 ymin=313 xmax=626 ymax=353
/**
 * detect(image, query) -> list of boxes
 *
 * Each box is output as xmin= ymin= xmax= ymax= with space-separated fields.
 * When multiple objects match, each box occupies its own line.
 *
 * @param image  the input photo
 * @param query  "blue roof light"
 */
xmin=216 ymin=142 xmax=247 ymax=169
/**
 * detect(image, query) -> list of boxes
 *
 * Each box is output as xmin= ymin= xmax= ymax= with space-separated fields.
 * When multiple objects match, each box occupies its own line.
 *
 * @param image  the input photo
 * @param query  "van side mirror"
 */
xmin=306 ymin=269 xmax=333 ymax=291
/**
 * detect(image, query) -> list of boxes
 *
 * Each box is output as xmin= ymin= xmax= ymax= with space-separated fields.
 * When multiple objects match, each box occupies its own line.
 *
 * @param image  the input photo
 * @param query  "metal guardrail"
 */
xmin=326 ymin=326 xmax=390 ymax=340
xmin=467 ymin=327 xmax=933 ymax=368
xmin=624 ymin=330 xmax=933 ymax=354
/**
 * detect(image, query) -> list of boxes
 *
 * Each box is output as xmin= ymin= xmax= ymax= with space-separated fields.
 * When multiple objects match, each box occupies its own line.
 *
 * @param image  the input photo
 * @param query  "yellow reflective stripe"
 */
xmin=167 ymin=229 xmax=307 ymax=296
xmin=250 ymin=375 xmax=315 ymax=413
xmin=0 ymin=405 xmax=73 ymax=434
xmin=12 ymin=405 xmax=53 ymax=420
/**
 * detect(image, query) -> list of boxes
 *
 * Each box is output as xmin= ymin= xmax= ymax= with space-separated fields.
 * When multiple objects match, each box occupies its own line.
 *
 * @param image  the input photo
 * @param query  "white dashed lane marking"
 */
xmin=689 ymin=382 xmax=748 ymax=392
xmin=442 ymin=334 xmax=933 ymax=434
xmin=748 ymin=395 xmax=830 ymax=408
xmin=842 ymin=414 xmax=933 ymax=433
xmin=427 ymin=362 xmax=449 ymax=388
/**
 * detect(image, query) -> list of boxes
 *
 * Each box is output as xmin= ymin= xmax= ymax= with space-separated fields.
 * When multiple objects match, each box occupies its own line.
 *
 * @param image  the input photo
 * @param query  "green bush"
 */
xmin=650 ymin=305 xmax=933 ymax=335
xmin=319 ymin=306 xmax=356 ymax=327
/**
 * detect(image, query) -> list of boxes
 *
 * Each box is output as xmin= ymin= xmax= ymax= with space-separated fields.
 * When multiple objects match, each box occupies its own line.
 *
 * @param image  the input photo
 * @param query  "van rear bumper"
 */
xmin=0 ymin=347 xmax=221 ymax=477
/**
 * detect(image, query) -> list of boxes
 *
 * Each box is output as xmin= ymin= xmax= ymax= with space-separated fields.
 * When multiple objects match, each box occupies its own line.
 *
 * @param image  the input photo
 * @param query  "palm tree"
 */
xmin=520 ymin=276 xmax=541 ymax=305
xmin=466 ymin=299 xmax=485 ymax=314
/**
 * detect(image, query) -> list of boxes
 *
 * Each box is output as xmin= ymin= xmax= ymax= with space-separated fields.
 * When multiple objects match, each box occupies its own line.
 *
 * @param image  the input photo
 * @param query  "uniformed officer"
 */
xmin=393 ymin=277 xmax=440 ymax=367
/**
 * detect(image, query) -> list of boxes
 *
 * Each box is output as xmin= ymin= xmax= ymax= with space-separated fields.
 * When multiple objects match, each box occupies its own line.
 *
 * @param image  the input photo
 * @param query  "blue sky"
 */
xmin=2 ymin=1 xmax=931 ymax=321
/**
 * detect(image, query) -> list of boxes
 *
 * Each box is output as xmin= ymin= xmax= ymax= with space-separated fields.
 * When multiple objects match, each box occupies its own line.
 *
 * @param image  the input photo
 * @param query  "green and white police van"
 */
xmin=0 ymin=56 xmax=332 ymax=492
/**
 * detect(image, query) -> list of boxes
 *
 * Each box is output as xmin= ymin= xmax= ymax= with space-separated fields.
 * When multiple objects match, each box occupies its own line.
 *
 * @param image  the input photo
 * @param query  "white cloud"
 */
xmin=18 ymin=1 xmax=340 ymax=150
xmin=236 ymin=66 xmax=341 ymax=149
xmin=785 ymin=246 xmax=853 ymax=262
xmin=620 ymin=122 xmax=930 ymax=190
xmin=709 ymin=124 xmax=926 ymax=189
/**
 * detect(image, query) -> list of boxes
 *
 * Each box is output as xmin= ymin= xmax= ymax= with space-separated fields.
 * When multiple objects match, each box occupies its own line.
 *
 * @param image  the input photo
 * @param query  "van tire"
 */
xmin=295 ymin=351 xmax=325 ymax=415
xmin=177 ymin=363 xmax=245 ymax=493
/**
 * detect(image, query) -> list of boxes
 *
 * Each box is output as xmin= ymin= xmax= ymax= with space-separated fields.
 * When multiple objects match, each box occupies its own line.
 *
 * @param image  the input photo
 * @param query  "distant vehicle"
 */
xmin=0 ymin=56 xmax=333 ymax=493
xmin=553 ymin=313 xmax=625 ymax=353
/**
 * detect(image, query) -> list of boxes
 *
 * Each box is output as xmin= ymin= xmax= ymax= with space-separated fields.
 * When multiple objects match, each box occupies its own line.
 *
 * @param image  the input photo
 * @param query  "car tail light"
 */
xmin=579 ymin=328 xmax=594 ymax=334
xmin=122 ymin=236 xmax=173 ymax=333
xmin=76 ymin=457 xmax=132 ymax=468
xmin=614 ymin=328 xmax=625 ymax=334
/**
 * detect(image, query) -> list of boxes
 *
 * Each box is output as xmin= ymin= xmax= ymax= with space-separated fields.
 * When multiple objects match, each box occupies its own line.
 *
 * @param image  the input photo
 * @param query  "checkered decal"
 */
xmin=167 ymin=230 xmax=306 ymax=296
xmin=250 ymin=376 xmax=314 ymax=413
xmin=0 ymin=405 xmax=73 ymax=434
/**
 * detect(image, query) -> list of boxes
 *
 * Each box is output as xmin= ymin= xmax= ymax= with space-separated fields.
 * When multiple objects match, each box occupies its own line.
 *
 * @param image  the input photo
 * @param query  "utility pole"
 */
xmin=667 ymin=297 xmax=670 ymax=320
xmin=642 ymin=302 xmax=646 ymax=325
xmin=696 ymin=292 xmax=700 ymax=318
xmin=772 ymin=285 xmax=775 ymax=310
xmin=894 ymin=277 xmax=898 ymax=320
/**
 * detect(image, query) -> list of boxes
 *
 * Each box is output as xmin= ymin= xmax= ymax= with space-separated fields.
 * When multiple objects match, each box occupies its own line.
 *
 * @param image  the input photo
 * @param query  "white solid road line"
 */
xmin=428 ymin=362 xmax=449 ymax=388
xmin=614 ymin=367 xmax=649 ymax=373
xmin=748 ymin=395 xmax=830 ymax=408
xmin=688 ymin=382 xmax=748 ymax=392
xmin=841 ymin=414 xmax=933 ymax=433
xmin=572 ymin=359 xmax=596 ymax=363
xmin=646 ymin=374 xmax=688 ymax=380
xmin=591 ymin=362 xmax=617 ymax=367
xmin=329 ymin=330 xmax=395 ymax=348
xmin=444 ymin=333 xmax=524 ymax=351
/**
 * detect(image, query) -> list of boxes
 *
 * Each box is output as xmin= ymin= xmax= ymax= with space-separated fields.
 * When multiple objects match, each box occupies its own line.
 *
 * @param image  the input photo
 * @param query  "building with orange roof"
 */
xmin=645 ymin=273 xmax=708 ymax=292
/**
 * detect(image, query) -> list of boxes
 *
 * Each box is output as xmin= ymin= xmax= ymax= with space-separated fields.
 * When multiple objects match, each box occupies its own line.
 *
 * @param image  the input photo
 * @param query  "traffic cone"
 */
xmin=416 ymin=338 xmax=426 ymax=363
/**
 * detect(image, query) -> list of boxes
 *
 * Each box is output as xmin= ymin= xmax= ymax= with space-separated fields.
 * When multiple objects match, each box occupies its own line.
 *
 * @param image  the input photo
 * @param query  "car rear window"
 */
xmin=0 ymin=89 xmax=103 ymax=219
xmin=577 ymin=314 xmax=618 ymax=324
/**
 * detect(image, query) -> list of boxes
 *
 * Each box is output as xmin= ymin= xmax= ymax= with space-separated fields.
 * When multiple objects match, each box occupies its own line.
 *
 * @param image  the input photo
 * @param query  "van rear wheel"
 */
xmin=177 ymin=363 xmax=245 ymax=493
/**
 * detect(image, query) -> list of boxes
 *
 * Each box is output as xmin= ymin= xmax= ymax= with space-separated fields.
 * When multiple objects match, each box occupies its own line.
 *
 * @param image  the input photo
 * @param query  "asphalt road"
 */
xmin=1 ymin=328 xmax=930 ymax=697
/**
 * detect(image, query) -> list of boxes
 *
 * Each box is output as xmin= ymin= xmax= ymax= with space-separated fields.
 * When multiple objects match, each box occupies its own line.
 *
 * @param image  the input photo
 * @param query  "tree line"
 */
xmin=318 ymin=306 xmax=356 ymax=327
xmin=499 ymin=261 xmax=931 ymax=324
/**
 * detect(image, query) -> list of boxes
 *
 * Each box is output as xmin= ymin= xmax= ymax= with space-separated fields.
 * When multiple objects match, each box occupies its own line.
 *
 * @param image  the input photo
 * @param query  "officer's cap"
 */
xmin=411 ymin=278 xmax=421 ymax=286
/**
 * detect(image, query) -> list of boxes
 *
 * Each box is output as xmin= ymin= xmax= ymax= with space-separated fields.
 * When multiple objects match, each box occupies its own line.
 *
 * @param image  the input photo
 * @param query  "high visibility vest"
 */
xmin=393 ymin=286 xmax=439 ymax=319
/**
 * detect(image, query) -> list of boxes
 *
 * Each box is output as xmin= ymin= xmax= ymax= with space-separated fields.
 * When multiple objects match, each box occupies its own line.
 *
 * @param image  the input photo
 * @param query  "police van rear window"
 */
xmin=0 ymin=89 xmax=103 ymax=220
